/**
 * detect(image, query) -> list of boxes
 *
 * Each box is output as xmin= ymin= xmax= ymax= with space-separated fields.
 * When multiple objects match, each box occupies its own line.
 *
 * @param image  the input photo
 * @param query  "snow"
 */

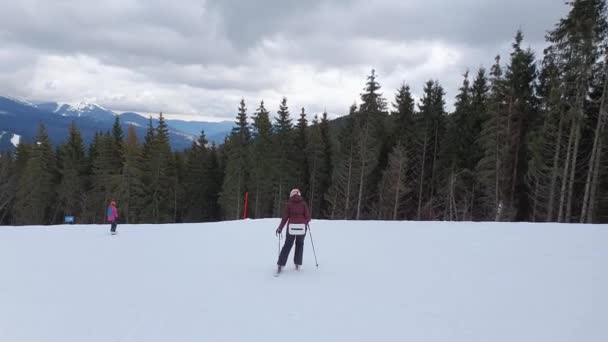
xmin=54 ymin=102 xmax=67 ymax=113
xmin=171 ymin=129 xmax=197 ymax=141
xmin=3 ymin=95 xmax=36 ymax=107
xmin=0 ymin=220 xmax=606 ymax=342
xmin=62 ymin=102 xmax=107 ymax=116
xmin=10 ymin=133 xmax=20 ymax=147
xmin=125 ymin=121 xmax=142 ymax=127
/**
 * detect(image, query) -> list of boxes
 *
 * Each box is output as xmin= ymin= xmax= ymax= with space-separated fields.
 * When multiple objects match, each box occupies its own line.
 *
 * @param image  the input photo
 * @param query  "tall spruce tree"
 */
xmin=90 ymin=132 xmax=121 ymax=222
xmin=477 ymin=55 xmax=511 ymax=221
xmin=184 ymin=130 xmax=217 ymax=222
xmin=353 ymin=69 xmax=387 ymax=219
xmin=15 ymin=124 xmax=56 ymax=225
xmin=205 ymin=143 xmax=222 ymax=221
xmin=120 ymin=125 xmax=144 ymax=223
xmin=501 ymin=31 xmax=538 ymax=221
xmin=326 ymin=104 xmax=358 ymax=219
xmin=413 ymin=80 xmax=447 ymax=219
xmin=219 ymin=99 xmax=251 ymax=219
xmin=249 ymin=100 xmax=275 ymax=218
xmin=439 ymin=72 xmax=475 ymax=220
xmin=56 ymin=121 xmax=86 ymax=222
xmin=295 ymin=107 xmax=310 ymax=199
xmin=142 ymin=113 xmax=175 ymax=223
xmin=0 ymin=151 xmax=17 ymax=224
xmin=381 ymin=83 xmax=416 ymax=219
xmin=307 ymin=113 xmax=331 ymax=218
xmin=272 ymin=97 xmax=296 ymax=215
xmin=392 ymin=83 xmax=416 ymax=148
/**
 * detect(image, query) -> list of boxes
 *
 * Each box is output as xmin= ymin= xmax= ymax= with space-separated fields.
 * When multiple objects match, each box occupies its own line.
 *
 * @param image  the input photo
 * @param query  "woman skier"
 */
xmin=275 ymin=189 xmax=311 ymax=274
xmin=107 ymin=200 xmax=119 ymax=235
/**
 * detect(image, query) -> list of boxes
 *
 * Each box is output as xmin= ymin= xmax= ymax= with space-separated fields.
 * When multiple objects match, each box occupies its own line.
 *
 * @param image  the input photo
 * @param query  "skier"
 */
xmin=107 ymin=200 xmax=119 ymax=235
xmin=275 ymin=189 xmax=311 ymax=274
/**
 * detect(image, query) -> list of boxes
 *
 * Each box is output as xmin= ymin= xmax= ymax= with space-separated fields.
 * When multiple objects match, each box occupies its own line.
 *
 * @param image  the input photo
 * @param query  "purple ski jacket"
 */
xmin=277 ymin=195 xmax=311 ymax=231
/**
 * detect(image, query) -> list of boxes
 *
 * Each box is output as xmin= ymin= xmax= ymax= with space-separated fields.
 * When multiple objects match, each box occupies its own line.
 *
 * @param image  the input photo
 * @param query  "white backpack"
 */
xmin=288 ymin=223 xmax=306 ymax=236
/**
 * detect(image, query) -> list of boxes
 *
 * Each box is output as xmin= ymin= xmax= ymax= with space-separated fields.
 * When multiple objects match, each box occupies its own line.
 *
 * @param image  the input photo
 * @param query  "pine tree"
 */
xmin=477 ymin=56 xmax=506 ymax=220
xmin=440 ymin=72 xmax=474 ymax=220
xmin=184 ymin=130 xmax=218 ymax=222
xmin=307 ymin=113 xmax=332 ymax=218
xmin=439 ymin=70 xmax=489 ymax=221
xmin=353 ymin=69 xmax=387 ymax=219
xmin=272 ymin=97 xmax=296 ymax=215
xmin=219 ymin=99 xmax=251 ymax=219
xmin=502 ymin=31 xmax=538 ymax=221
xmin=233 ymin=98 xmax=252 ymax=143
xmin=392 ymin=83 xmax=416 ymax=147
xmin=56 ymin=121 xmax=86 ymax=222
xmin=0 ymin=151 xmax=17 ymax=224
xmin=120 ymin=125 xmax=144 ymax=223
xmin=205 ymin=143 xmax=222 ymax=221
xmin=360 ymin=69 xmax=387 ymax=113
xmin=381 ymin=83 xmax=417 ymax=219
xmin=14 ymin=124 xmax=56 ymax=224
xmin=249 ymin=100 xmax=275 ymax=218
xmin=295 ymin=107 xmax=310 ymax=198
xmin=142 ymin=113 xmax=175 ymax=223
xmin=413 ymin=80 xmax=447 ymax=219
xmin=326 ymin=104 xmax=358 ymax=219
xmin=468 ymin=68 xmax=491 ymax=220
xmin=112 ymin=116 xmax=124 ymax=147
xmin=172 ymin=150 xmax=187 ymax=223
xmin=470 ymin=68 xmax=490 ymax=167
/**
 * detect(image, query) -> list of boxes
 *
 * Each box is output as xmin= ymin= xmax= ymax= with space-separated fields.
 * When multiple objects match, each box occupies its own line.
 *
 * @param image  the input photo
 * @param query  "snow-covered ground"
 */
xmin=0 ymin=220 xmax=606 ymax=342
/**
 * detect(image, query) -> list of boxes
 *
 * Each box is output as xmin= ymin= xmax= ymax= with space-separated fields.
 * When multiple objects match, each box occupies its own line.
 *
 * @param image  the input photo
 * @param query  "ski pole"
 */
xmin=308 ymin=225 xmax=319 ymax=268
xmin=278 ymin=233 xmax=282 ymax=256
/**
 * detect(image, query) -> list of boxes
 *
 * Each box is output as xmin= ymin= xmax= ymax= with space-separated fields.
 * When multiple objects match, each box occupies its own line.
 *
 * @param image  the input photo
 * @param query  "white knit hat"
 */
xmin=290 ymin=189 xmax=301 ymax=198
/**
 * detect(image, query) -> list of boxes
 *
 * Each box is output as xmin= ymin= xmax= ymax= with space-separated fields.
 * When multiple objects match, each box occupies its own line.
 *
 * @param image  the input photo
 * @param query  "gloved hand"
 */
xmin=275 ymin=227 xmax=282 ymax=236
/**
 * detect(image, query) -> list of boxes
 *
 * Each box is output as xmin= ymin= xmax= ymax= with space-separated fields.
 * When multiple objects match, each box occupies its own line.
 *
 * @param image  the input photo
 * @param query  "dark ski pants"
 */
xmin=278 ymin=233 xmax=305 ymax=266
xmin=110 ymin=221 xmax=117 ymax=233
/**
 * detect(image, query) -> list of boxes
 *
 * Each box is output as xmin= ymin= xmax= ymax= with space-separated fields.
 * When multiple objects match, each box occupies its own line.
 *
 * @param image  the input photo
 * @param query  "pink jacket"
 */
xmin=107 ymin=205 xmax=118 ymax=222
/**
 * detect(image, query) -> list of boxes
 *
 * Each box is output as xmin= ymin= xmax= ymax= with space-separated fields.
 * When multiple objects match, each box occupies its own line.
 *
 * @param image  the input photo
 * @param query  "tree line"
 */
xmin=1 ymin=0 xmax=607 ymax=225
xmin=0 ymin=115 xmax=222 ymax=225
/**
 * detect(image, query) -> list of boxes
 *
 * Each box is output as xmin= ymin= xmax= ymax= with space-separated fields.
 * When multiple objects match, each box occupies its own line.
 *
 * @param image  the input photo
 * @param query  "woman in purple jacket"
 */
xmin=107 ymin=200 xmax=119 ymax=235
xmin=275 ymin=189 xmax=311 ymax=274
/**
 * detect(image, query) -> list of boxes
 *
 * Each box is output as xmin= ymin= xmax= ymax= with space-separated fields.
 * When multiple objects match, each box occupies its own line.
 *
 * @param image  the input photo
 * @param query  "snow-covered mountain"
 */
xmin=0 ymin=96 xmax=232 ymax=150
xmin=37 ymin=102 xmax=116 ymax=122
xmin=0 ymin=219 xmax=606 ymax=342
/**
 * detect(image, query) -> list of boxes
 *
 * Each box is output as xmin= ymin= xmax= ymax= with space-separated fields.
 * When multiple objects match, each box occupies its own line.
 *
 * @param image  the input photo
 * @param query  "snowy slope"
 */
xmin=0 ymin=220 xmax=606 ymax=342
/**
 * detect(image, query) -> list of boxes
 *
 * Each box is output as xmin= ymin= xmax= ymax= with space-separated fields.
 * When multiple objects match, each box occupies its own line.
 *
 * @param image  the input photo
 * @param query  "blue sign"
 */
xmin=64 ymin=216 xmax=75 ymax=224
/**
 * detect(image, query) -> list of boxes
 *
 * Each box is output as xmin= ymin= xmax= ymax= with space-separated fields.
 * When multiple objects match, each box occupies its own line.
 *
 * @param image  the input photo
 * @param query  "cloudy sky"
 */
xmin=0 ymin=0 xmax=568 ymax=121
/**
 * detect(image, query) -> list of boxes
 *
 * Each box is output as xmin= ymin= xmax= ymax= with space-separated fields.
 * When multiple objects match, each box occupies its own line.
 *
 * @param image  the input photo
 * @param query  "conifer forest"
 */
xmin=1 ymin=0 xmax=607 ymax=225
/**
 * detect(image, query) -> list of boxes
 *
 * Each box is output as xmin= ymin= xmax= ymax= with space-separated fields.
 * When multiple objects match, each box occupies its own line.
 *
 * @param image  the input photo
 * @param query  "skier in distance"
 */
xmin=107 ymin=200 xmax=119 ymax=235
xmin=275 ymin=189 xmax=311 ymax=274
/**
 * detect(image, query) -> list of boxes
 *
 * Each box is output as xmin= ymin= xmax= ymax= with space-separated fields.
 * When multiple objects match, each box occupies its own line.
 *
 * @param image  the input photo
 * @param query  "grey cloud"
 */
xmin=0 ymin=0 xmax=570 ymax=118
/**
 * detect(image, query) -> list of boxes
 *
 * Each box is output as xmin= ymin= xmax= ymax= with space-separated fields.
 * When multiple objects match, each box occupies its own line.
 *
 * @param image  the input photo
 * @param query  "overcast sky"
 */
xmin=0 ymin=0 xmax=568 ymax=121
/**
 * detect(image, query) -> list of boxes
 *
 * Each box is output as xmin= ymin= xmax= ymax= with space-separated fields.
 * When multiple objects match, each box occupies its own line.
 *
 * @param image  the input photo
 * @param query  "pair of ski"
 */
xmin=274 ymin=265 xmax=300 ymax=277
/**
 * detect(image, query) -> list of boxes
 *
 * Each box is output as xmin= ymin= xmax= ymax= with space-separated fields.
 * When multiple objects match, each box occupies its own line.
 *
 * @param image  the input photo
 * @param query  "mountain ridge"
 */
xmin=0 ymin=96 xmax=233 ymax=151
